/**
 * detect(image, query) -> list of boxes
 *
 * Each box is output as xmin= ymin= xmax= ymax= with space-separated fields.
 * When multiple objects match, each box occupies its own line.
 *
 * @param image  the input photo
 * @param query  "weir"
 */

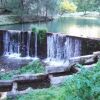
xmin=2 ymin=30 xmax=44 ymax=58
xmin=47 ymin=33 xmax=81 ymax=60
xmin=0 ymin=30 xmax=100 ymax=62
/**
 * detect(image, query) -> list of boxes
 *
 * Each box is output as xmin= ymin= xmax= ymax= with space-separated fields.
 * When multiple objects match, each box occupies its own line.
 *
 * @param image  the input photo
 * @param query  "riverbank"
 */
xmin=0 ymin=12 xmax=99 ymax=26
xmin=0 ymin=14 xmax=53 ymax=26
xmin=55 ymin=11 xmax=100 ymax=19
xmin=0 ymin=15 xmax=19 ymax=25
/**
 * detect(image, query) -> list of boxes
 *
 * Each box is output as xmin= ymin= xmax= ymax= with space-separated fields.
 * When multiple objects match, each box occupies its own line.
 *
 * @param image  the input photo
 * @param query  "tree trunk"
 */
xmin=45 ymin=7 xmax=48 ymax=21
xmin=84 ymin=10 xmax=87 ymax=15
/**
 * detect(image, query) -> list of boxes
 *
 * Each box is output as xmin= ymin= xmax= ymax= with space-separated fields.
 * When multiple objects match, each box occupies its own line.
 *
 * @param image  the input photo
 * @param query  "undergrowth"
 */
xmin=0 ymin=60 xmax=44 ymax=80
xmin=8 ymin=61 xmax=100 ymax=100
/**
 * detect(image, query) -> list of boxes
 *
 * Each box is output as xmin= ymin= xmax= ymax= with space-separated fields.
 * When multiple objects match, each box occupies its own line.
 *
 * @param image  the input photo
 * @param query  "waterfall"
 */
xmin=18 ymin=32 xmax=20 ymax=54
xmin=3 ymin=30 xmax=81 ymax=61
xmin=27 ymin=31 xmax=31 ymax=57
xmin=47 ymin=33 xmax=81 ymax=61
xmin=3 ymin=30 xmax=38 ymax=59
xmin=4 ymin=32 xmax=9 ymax=56
xmin=3 ymin=30 xmax=21 ymax=57
xmin=35 ymin=32 xmax=37 ymax=57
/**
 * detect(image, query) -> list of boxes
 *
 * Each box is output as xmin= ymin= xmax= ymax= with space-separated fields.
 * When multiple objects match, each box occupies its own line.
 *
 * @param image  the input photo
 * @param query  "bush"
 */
xmin=38 ymin=29 xmax=47 ymax=43
xmin=32 ymin=27 xmax=37 ymax=33
xmin=32 ymin=27 xmax=47 ymax=43
xmin=0 ymin=60 xmax=45 ymax=80
xmin=8 ymin=61 xmax=100 ymax=100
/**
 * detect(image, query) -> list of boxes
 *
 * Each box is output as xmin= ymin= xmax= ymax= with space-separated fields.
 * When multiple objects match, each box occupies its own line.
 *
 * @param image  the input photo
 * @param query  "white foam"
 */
xmin=4 ymin=53 xmax=39 ymax=60
xmin=44 ymin=58 xmax=69 ymax=67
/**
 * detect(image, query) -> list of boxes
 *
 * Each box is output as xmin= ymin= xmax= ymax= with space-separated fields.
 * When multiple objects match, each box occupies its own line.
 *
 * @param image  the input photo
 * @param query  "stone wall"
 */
xmin=81 ymin=38 xmax=100 ymax=55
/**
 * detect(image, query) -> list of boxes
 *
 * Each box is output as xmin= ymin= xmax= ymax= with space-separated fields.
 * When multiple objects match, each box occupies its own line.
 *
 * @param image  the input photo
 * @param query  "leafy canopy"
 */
xmin=59 ymin=0 xmax=77 ymax=15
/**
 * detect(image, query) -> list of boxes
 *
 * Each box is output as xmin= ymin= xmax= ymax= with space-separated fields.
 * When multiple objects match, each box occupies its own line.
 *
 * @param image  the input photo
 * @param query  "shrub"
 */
xmin=9 ymin=61 xmax=100 ymax=100
xmin=38 ymin=29 xmax=47 ymax=43
xmin=32 ymin=27 xmax=37 ymax=33
xmin=0 ymin=60 xmax=45 ymax=80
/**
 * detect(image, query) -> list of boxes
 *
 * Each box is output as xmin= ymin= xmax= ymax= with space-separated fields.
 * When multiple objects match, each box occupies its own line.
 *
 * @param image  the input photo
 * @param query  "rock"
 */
xmin=50 ymin=75 xmax=73 ymax=85
xmin=84 ymin=58 xmax=94 ymax=65
xmin=0 ymin=80 xmax=13 ymax=92
xmin=13 ymin=73 xmax=48 ymax=82
xmin=0 ymin=68 xmax=5 ymax=73
xmin=69 ymin=54 xmax=96 ymax=65
xmin=84 ymin=63 xmax=96 ymax=70
xmin=45 ymin=66 xmax=68 ymax=74
xmin=13 ymin=73 xmax=50 ymax=91
xmin=7 ymin=87 xmax=33 ymax=97
xmin=0 ymin=92 xmax=7 ymax=100
xmin=93 ymin=51 xmax=100 ymax=59
xmin=0 ymin=80 xmax=13 ymax=87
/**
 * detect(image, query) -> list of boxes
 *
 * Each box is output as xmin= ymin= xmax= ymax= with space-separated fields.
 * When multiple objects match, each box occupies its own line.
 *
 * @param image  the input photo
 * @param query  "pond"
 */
xmin=0 ymin=17 xmax=100 ymax=38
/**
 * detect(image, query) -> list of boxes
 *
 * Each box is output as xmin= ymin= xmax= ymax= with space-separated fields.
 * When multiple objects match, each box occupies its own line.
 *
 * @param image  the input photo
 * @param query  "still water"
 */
xmin=0 ymin=17 xmax=100 ymax=38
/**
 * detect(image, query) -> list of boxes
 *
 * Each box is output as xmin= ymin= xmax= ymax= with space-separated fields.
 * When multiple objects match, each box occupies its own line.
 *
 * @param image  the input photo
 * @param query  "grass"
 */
xmin=0 ymin=60 xmax=45 ymax=80
xmin=7 ymin=61 xmax=100 ymax=100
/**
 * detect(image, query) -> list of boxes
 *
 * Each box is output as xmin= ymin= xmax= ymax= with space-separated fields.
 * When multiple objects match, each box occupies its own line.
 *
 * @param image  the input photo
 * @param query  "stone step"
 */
xmin=0 ymin=80 xmax=13 ymax=92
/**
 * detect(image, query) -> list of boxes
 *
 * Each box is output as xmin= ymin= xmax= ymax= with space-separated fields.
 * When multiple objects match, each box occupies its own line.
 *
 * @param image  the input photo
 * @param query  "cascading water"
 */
xmin=4 ymin=31 xmax=9 ymax=56
xmin=35 ymin=32 xmax=37 ymax=57
xmin=4 ymin=30 xmax=21 ymax=57
xmin=46 ymin=33 xmax=81 ymax=66
xmin=3 ymin=30 xmax=39 ymax=59
xmin=18 ymin=32 xmax=20 ymax=54
xmin=3 ymin=30 xmax=31 ymax=58
xmin=27 ymin=31 xmax=31 ymax=57
xmin=3 ymin=30 xmax=81 ymax=62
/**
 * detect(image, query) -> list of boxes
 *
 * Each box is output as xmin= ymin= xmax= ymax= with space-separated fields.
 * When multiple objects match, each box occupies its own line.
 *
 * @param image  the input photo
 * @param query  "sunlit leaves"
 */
xmin=59 ymin=0 xmax=77 ymax=15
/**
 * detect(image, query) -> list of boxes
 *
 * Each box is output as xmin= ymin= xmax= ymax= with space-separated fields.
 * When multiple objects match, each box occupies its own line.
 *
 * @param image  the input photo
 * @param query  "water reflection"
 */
xmin=0 ymin=17 xmax=100 ymax=38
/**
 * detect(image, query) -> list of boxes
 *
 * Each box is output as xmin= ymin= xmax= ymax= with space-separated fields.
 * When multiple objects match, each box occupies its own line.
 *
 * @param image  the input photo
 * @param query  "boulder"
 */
xmin=50 ymin=75 xmax=73 ymax=85
xmin=69 ymin=54 xmax=95 ymax=65
xmin=0 ymin=92 xmax=7 ymax=100
xmin=93 ymin=51 xmax=100 ymax=59
xmin=45 ymin=66 xmax=68 ymax=74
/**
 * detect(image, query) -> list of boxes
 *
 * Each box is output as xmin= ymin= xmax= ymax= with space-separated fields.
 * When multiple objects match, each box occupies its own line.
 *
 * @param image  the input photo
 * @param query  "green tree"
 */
xmin=59 ymin=0 xmax=77 ymax=15
xmin=94 ymin=0 xmax=100 ymax=15
xmin=75 ymin=0 xmax=96 ymax=14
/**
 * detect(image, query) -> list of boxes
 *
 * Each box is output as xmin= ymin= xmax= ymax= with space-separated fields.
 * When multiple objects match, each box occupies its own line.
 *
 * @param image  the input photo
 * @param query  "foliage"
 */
xmin=0 ymin=0 xmax=100 ymax=17
xmin=7 ymin=86 xmax=67 ymax=100
xmin=38 ymin=29 xmax=47 ymax=44
xmin=74 ymin=0 xmax=100 ymax=14
xmin=93 ymin=0 xmax=100 ymax=14
xmin=32 ymin=27 xmax=37 ymax=33
xmin=0 ymin=60 xmax=44 ymax=80
xmin=0 ymin=0 xmax=59 ymax=17
xmin=8 ymin=61 xmax=100 ymax=100
xmin=32 ymin=27 xmax=47 ymax=43
xmin=63 ymin=61 xmax=100 ymax=100
xmin=59 ymin=0 xmax=77 ymax=15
